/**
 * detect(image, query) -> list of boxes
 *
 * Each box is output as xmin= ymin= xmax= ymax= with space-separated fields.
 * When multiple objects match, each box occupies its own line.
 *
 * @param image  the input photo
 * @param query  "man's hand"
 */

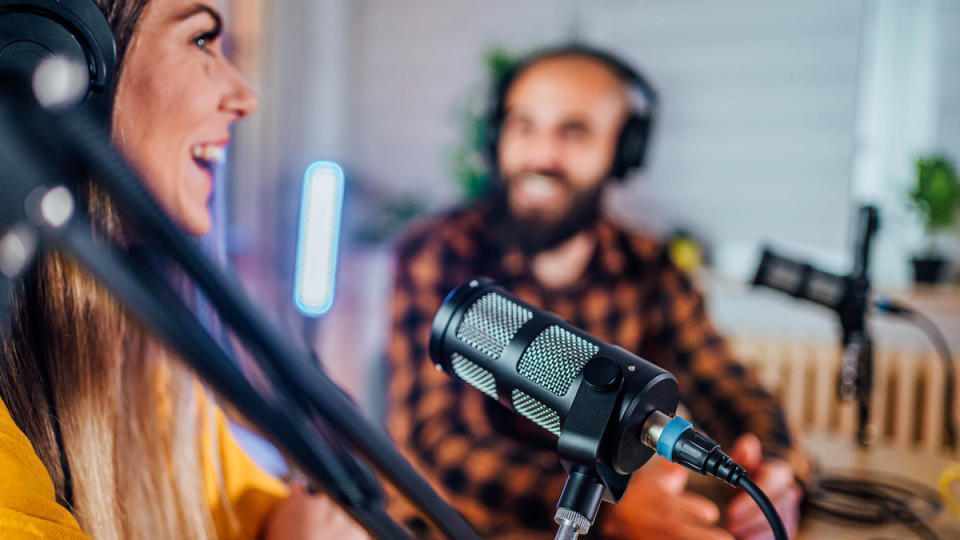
xmin=601 ymin=455 xmax=734 ymax=540
xmin=725 ymin=434 xmax=802 ymax=539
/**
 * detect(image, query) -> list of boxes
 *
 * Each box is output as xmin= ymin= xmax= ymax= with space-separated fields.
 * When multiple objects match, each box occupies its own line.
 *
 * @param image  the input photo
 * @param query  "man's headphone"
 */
xmin=485 ymin=44 xmax=659 ymax=183
xmin=0 ymin=0 xmax=116 ymax=115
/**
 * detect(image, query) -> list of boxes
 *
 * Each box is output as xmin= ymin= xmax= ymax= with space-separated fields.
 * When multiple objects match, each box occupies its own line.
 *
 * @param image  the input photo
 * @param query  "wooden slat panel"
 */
xmin=730 ymin=335 xmax=955 ymax=456
xmin=919 ymin=353 xmax=941 ymax=452
xmin=891 ymin=351 xmax=916 ymax=448
xmin=810 ymin=344 xmax=835 ymax=433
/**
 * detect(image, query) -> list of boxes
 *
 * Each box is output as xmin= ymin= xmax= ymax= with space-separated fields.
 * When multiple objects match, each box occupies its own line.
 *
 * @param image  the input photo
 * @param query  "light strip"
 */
xmin=293 ymin=161 xmax=344 ymax=317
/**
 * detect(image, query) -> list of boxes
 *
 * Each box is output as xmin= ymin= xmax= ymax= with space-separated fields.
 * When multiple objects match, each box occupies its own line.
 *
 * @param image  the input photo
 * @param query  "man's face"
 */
xmin=497 ymin=55 xmax=629 ymax=239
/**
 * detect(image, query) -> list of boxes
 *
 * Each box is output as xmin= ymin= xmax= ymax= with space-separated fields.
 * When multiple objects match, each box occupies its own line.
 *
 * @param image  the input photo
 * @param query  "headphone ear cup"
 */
xmin=611 ymin=114 xmax=651 ymax=182
xmin=0 ymin=0 xmax=116 ymax=116
xmin=0 ymin=12 xmax=86 ymax=82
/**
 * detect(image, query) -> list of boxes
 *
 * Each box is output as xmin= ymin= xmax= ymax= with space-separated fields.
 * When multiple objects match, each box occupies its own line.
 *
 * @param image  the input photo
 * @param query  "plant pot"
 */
xmin=911 ymin=256 xmax=947 ymax=285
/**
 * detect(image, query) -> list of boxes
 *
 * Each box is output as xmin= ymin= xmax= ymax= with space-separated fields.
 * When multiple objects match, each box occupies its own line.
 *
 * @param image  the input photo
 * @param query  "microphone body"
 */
xmin=429 ymin=278 xmax=679 ymax=476
xmin=751 ymin=248 xmax=849 ymax=311
xmin=752 ymin=206 xmax=878 ymax=335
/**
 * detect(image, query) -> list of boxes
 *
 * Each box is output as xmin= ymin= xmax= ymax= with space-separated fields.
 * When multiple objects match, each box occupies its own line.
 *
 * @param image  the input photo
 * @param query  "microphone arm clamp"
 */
xmin=553 ymin=356 xmax=631 ymax=539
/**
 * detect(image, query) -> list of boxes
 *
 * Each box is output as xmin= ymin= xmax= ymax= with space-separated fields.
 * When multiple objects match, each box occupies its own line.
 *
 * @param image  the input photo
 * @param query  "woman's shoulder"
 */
xmin=0 ymin=396 xmax=90 ymax=538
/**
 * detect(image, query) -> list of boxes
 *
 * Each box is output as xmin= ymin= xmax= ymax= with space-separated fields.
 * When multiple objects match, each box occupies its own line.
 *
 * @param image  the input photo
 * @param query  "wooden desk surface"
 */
xmin=796 ymin=434 xmax=960 ymax=539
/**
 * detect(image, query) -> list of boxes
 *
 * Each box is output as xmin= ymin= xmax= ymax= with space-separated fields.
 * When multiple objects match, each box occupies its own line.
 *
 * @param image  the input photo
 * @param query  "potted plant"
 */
xmin=908 ymin=154 xmax=960 ymax=284
xmin=448 ymin=46 xmax=519 ymax=199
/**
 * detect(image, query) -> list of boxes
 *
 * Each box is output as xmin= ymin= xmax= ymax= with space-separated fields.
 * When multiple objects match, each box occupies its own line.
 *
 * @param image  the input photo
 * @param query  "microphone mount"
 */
xmin=553 ymin=355 xmax=631 ymax=539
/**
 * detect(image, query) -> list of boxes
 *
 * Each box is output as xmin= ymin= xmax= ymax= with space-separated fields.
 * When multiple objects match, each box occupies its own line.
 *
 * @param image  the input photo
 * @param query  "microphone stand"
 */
xmin=753 ymin=205 xmax=879 ymax=447
xmin=0 ymin=73 xmax=479 ymax=539
xmin=0 ymin=90 xmax=411 ymax=539
xmin=836 ymin=206 xmax=878 ymax=446
xmin=0 ymin=216 xmax=27 ymax=326
xmin=0 ymin=274 xmax=9 ymax=324
xmin=55 ymin=102 xmax=480 ymax=540
xmin=551 ymin=357 xmax=650 ymax=539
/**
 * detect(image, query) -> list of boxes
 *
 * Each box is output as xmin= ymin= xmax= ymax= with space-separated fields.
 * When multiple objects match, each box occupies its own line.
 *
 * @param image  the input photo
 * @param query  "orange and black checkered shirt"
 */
xmin=386 ymin=203 xmax=807 ymax=539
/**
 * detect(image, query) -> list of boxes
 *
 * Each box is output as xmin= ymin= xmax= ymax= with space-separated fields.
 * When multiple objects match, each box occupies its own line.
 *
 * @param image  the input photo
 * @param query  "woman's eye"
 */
xmin=194 ymin=30 xmax=219 ymax=50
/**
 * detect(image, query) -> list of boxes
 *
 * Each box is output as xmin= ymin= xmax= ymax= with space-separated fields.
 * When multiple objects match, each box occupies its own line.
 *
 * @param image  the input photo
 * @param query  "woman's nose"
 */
xmin=220 ymin=67 xmax=258 ymax=119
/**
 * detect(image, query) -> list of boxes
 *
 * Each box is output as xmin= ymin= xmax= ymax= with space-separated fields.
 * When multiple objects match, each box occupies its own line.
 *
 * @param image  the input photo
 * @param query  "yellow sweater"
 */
xmin=0 ymin=394 xmax=288 ymax=539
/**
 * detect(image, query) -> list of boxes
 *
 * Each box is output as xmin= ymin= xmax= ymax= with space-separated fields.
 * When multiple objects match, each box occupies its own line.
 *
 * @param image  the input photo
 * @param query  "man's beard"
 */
xmin=488 ymin=171 xmax=606 ymax=256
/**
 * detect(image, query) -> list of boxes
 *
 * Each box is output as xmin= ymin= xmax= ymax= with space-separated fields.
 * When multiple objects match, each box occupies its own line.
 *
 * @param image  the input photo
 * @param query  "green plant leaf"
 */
xmin=909 ymin=154 xmax=960 ymax=234
xmin=448 ymin=45 xmax=523 ymax=199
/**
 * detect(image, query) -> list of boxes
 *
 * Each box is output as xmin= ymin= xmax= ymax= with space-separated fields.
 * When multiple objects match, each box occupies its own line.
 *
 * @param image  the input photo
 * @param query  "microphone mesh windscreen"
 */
xmin=766 ymin=258 xmax=803 ymax=292
xmin=807 ymin=270 xmax=844 ymax=308
xmin=512 ymin=389 xmax=562 ymax=436
xmin=456 ymin=292 xmax=533 ymax=359
xmin=517 ymin=325 xmax=598 ymax=396
xmin=451 ymin=353 xmax=498 ymax=399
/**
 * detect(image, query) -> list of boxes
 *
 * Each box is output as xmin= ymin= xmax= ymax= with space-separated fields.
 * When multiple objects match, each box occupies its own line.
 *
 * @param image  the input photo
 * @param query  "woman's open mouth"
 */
xmin=190 ymin=142 xmax=226 ymax=186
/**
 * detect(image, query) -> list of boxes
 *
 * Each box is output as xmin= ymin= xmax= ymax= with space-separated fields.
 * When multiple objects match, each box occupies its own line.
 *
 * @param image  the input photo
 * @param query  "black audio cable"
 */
xmin=874 ymin=297 xmax=957 ymax=449
xmin=807 ymin=470 xmax=943 ymax=540
xmin=641 ymin=411 xmax=789 ymax=540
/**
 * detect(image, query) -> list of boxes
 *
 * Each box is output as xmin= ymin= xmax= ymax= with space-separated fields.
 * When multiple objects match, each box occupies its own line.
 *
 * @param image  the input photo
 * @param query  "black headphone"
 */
xmin=0 ymin=0 xmax=116 ymax=115
xmin=485 ymin=44 xmax=659 ymax=183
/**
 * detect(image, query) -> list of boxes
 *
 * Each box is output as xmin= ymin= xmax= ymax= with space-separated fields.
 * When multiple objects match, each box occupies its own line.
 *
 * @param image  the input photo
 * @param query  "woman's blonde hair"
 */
xmin=0 ymin=1 xmax=237 ymax=538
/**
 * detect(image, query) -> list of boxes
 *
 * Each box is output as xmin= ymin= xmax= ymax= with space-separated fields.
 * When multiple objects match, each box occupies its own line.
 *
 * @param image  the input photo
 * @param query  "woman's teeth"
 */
xmin=191 ymin=144 xmax=225 ymax=165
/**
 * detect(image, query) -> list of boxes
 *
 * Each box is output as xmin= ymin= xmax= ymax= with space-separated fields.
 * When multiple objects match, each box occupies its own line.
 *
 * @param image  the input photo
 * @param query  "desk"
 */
xmin=796 ymin=434 xmax=960 ymax=539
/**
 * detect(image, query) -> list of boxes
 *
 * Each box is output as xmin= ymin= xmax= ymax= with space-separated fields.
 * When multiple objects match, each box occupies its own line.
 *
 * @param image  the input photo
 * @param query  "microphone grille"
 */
xmin=807 ymin=270 xmax=844 ymax=307
xmin=451 ymin=353 xmax=498 ymax=400
xmin=517 ymin=325 xmax=598 ymax=396
xmin=456 ymin=292 xmax=533 ymax=359
xmin=511 ymin=389 xmax=561 ymax=436
xmin=764 ymin=258 xmax=804 ymax=292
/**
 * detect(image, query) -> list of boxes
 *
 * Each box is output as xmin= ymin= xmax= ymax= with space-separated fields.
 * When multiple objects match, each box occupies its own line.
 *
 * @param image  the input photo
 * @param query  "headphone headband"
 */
xmin=486 ymin=44 xmax=659 ymax=183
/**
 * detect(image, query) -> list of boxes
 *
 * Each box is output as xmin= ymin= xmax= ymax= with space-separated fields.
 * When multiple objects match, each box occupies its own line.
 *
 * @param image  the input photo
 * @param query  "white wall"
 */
xmin=232 ymin=0 xmax=958 ymax=322
xmin=583 ymin=1 xmax=864 ymax=279
xmin=342 ymin=0 xmax=573 ymax=204
xmin=936 ymin=1 xmax=960 ymax=161
xmin=338 ymin=0 xmax=867 ymax=281
xmin=240 ymin=0 xmax=959 ymax=288
xmin=226 ymin=0 xmax=959 ymax=413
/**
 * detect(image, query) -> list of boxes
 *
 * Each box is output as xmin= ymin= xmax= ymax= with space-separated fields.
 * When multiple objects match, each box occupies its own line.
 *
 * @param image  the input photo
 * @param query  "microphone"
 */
xmin=429 ymin=278 xmax=679 ymax=476
xmin=751 ymin=248 xmax=849 ymax=311
xmin=752 ymin=205 xmax=878 ymax=445
xmin=751 ymin=206 xmax=878 ymax=318
xmin=429 ymin=278 xmax=788 ymax=539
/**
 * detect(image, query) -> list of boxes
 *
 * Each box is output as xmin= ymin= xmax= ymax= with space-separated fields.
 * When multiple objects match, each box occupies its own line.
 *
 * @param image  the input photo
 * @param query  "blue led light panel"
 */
xmin=294 ymin=161 xmax=344 ymax=316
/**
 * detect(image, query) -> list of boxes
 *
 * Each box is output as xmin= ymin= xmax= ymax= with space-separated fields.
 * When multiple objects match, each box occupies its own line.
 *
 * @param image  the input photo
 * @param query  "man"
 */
xmin=386 ymin=45 xmax=809 ymax=539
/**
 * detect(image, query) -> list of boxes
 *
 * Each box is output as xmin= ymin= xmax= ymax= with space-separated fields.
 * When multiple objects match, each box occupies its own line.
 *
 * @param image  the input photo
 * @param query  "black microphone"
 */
xmin=429 ymin=278 xmax=679 ymax=476
xmin=752 ymin=205 xmax=879 ymax=446
xmin=429 ymin=278 xmax=789 ymax=540
xmin=752 ymin=206 xmax=878 ymax=319
xmin=751 ymin=248 xmax=849 ymax=311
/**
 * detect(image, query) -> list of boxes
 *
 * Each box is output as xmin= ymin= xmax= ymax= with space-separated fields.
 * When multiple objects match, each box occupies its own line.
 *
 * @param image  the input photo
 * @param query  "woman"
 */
xmin=0 ymin=0 xmax=365 ymax=538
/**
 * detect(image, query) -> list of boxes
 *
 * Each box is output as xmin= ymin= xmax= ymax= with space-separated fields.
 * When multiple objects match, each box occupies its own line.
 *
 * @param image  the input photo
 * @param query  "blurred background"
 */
xmin=216 ymin=0 xmax=959 ymax=460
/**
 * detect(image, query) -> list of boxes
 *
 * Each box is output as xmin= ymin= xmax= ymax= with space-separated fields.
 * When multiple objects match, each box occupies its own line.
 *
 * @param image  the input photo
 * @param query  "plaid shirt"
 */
xmin=385 ymin=203 xmax=808 ymax=538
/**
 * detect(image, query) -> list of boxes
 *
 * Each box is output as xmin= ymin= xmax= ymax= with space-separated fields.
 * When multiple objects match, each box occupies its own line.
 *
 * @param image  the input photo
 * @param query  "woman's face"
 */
xmin=112 ymin=0 xmax=257 ymax=236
